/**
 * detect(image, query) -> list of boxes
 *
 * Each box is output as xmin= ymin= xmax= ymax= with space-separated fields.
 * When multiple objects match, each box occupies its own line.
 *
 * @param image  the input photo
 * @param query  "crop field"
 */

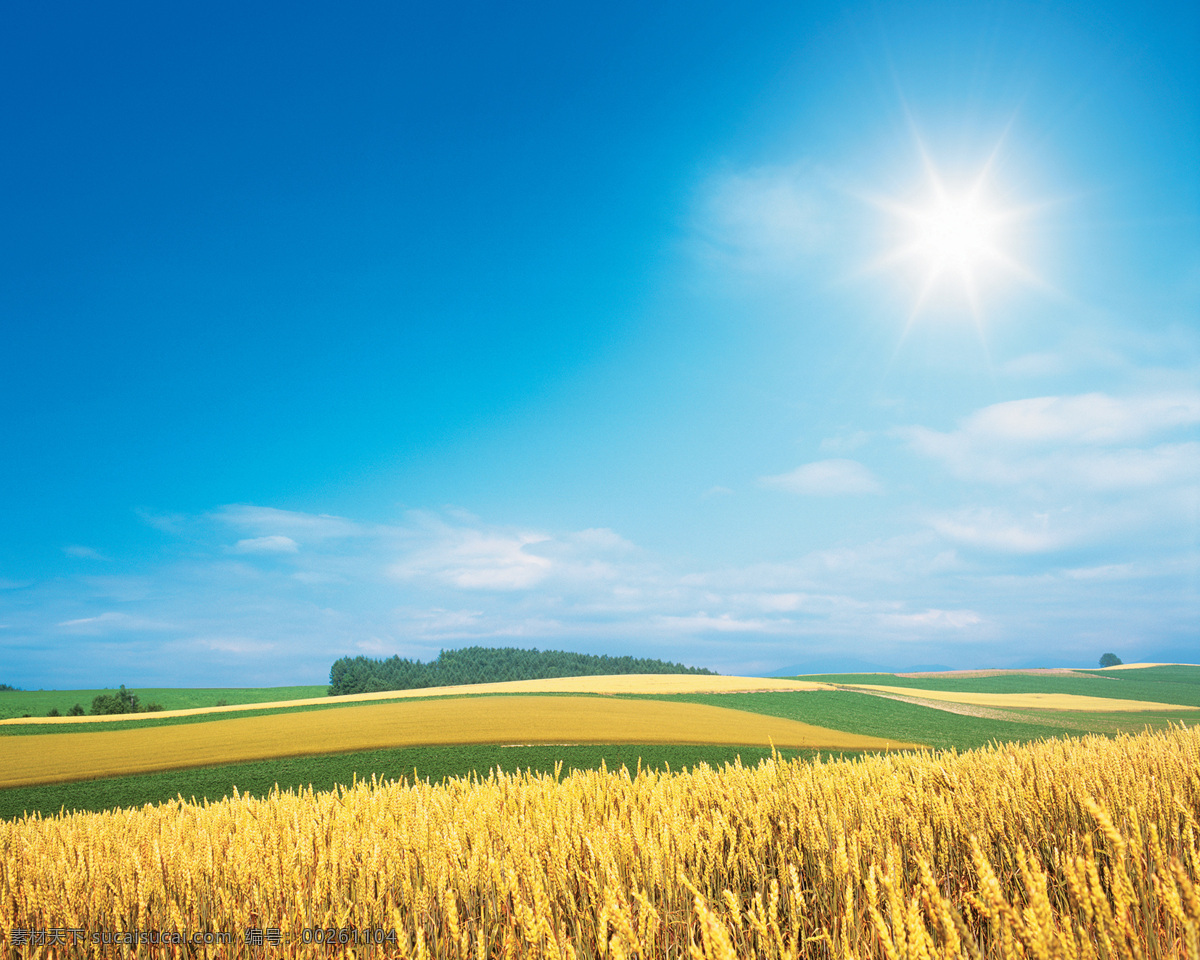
xmin=0 ymin=686 xmax=328 ymax=721
xmin=0 ymin=674 xmax=831 ymax=726
xmin=3 ymin=666 xmax=1199 ymax=822
xmin=3 ymin=665 xmax=1199 ymax=957
xmin=805 ymin=665 xmax=1200 ymax=707
xmin=3 ymin=723 xmax=1198 ymax=958
xmin=0 ymin=743 xmax=836 ymax=822
xmin=835 ymin=683 xmax=1200 ymax=712
xmin=0 ymin=688 xmax=1097 ymax=819
xmin=0 ymin=694 xmax=913 ymax=789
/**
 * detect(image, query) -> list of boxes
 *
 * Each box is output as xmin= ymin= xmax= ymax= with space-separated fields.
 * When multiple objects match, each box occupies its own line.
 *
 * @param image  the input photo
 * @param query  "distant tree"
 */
xmin=0 ymin=683 xmax=19 ymax=691
xmin=46 ymin=707 xmax=61 ymax=717
xmin=91 ymin=684 xmax=141 ymax=715
xmin=67 ymin=703 xmax=85 ymax=716
xmin=145 ymin=702 xmax=164 ymax=712
xmin=1099 ymin=653 xmax=1123 ymax=667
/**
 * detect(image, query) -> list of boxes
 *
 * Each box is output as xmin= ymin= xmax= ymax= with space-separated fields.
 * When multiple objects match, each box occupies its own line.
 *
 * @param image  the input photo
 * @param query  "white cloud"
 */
xmin=1062 ymin=563 xmax=1137 ymax=581
xmin=215 ymin=505 xmax=361 ymax=541
xmin=750 ymin=592 xmax=805 ymax=612
xmin=56 ymin=611 xmax=173 ymax=633
xmin=232 ymin=535 xmax=300 ymax=555
xmin=930 ymin=509 xmax=1070 ymax=554
xmin=999 ymin=353 xmax=1068 ymax=377
xmin=965 ymin=392 xmax=1199 ymax=445
xmin=8 ymin=497 xmax=1197 ymax=686
xmin=64 ymin=545 xmax=108 ymax=560
xmin=653 ymin=612 xmax=782 ymax=634
xmin=194 ymin=636 xmax=277 ymax=656
xmin=902 ymin=391 xmax=1200 ymax=490
xmin=818 ymin=431 xmax=870 ymax=454
xmin=760 ymin=459 xmax=883 ymax=496
xmin=880 ymin=609 xmax=982 ymax=630
xmin=391 ymin=523 xmax=554 ymax=591
xmin=694 ymin=164 xmax=828 ymax=272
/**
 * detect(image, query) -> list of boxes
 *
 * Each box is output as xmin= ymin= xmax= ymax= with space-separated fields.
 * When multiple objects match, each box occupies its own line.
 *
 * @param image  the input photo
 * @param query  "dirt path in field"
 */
xmin=837 ymin=683 xmax=1199 ymax=713
xmin=833 ymin=686 xmax=1096 ymax=727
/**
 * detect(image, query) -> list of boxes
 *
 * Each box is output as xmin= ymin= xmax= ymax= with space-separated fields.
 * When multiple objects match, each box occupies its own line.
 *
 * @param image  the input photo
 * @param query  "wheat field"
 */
xmin=0 ymin=675 xmax=833 ymax=726
xmin=2 ymin=724 xmax=1198 ymax=958
xmin=0 ymin=695 xmax=906 ymax=789
xmin=841 ymin=683 xmax=1200 ymax=713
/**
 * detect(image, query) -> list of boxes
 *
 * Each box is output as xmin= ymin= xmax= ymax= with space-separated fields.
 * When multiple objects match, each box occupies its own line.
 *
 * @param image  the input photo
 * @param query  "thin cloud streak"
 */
xmin=760 ymin=459 xmax=884 ymax=496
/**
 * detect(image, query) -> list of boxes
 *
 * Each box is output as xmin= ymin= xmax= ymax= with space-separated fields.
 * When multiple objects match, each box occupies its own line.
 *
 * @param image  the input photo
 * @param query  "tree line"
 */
xmin=328 ymin=646 xmax=715 ymax=696
xmin=38 ymin=686 xmax=165 ymax=718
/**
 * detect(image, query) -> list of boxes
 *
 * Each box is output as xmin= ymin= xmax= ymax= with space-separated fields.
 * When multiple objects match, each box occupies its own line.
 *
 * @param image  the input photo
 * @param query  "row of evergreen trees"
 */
xmin=328 ymin=646 xmax=715 ymax=696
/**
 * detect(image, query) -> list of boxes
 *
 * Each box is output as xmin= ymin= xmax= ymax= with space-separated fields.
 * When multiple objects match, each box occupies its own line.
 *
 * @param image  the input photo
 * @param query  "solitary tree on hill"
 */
xmin=1099 ymin=652 xmax=1123 ymax=667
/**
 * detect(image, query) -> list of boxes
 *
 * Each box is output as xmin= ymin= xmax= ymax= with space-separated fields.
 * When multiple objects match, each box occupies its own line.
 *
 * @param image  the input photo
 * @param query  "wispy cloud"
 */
xmin=64 ymin=545 xmax=108 ymax=560
xmin=232 ymin=535 xmax=300 ymax=555
xmin=929 ymin=509 xmax=1070 ymax=555
xmin=693 ymin=163 xmax=832 ymax=274
xmin=215 ymin=505 xmax=363 ymax=541
xmin=819 ymin=431 xmax=870 ymax=454
xmin=3 ymin=489 xmax=1197 ymax=686
xmin=879 ymin=608 xmax=982 ymax=630
xmin=391 ymin=523 xmax=554 ymax=591
xmin=760 ymin=459 xmax=884 ymax=496
xmin=56 ymin=611 xmax=174 ymax=633
xmin=901 ymin=391 xmax=1200 ymax=490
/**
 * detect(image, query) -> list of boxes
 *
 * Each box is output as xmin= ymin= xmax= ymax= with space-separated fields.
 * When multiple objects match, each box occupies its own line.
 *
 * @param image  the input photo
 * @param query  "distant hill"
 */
xmin=328 ymin=646 xmax=716 ymax=696
xmin=768 ymin=656 xmax=894 ymax=676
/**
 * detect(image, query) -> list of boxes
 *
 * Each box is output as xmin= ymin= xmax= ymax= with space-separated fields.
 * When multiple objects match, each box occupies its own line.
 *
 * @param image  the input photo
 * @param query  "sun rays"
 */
xmin=862 ymin=133 xmax=1050 ymax=346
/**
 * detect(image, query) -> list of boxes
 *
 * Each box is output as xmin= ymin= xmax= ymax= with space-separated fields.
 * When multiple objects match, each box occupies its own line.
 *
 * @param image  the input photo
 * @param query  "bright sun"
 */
xmin=867 ymin=139 xmax=1043 ymax=337
xmin=911 ymin=191 xmax=999 ymax=272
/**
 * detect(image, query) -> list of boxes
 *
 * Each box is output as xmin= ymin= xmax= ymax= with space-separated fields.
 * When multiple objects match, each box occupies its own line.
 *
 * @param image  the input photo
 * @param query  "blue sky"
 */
xmin=2 ymin=0 xmax=1197 ymax=687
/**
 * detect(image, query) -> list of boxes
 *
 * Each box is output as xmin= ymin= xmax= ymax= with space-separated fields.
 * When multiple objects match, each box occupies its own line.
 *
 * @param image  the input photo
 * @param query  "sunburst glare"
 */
xmin=865 ymin=137 xmax=1046 ymax=342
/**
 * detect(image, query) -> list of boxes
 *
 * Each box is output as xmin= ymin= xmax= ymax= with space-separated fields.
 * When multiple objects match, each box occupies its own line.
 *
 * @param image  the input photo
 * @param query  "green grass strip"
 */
xmin=0 ymin=690 xmax=622 ymax=736
xmin=1076 ymin=665 xmax=1200 ymax=685
xmin=0 ymin=743 xmax=838 ymax=821
xmin=795 ymin=672 xmax=1200 ymax=708
xmin=627 ymin=690 xmax=1109 ymax=751
xmin=0 ymin=686 xmax=328 ymax=721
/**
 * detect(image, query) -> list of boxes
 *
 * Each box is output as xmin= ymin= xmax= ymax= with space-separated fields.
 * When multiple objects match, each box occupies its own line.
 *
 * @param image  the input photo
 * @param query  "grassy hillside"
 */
xmin=0 ymin=685 xmax=327 ymax=720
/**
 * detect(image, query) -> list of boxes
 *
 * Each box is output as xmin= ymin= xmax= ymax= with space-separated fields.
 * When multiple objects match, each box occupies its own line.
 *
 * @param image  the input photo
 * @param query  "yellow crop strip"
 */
xmin=842 ymin=683 xmax=1200 ymax=712
xmin=1 ymin=673 xmax=833 ymax=726
xmin=0 ymin=695 xmax=911 ymax=789
xmin=3 ymin=725 xmax=1199 ymax=958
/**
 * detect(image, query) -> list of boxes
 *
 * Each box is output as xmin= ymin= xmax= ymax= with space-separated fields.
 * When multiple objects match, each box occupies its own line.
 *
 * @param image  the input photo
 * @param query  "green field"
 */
xmin=637 ymin=690 xmax=1194 ymax=749
xmin=0 ymin=743 xmax=830 ymax=821
xmin=2 ymin=666 xmax=1194 ymax=822
xmin=801 ymin=667 xmax=1200 ymax=708
xmin=0 ymin=685 xmax=328 ymax=720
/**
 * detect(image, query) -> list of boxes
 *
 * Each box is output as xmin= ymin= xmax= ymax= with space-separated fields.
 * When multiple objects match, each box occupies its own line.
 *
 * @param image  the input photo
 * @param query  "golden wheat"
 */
xmin=2 ymin=725 xmax=1198 ymax=958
